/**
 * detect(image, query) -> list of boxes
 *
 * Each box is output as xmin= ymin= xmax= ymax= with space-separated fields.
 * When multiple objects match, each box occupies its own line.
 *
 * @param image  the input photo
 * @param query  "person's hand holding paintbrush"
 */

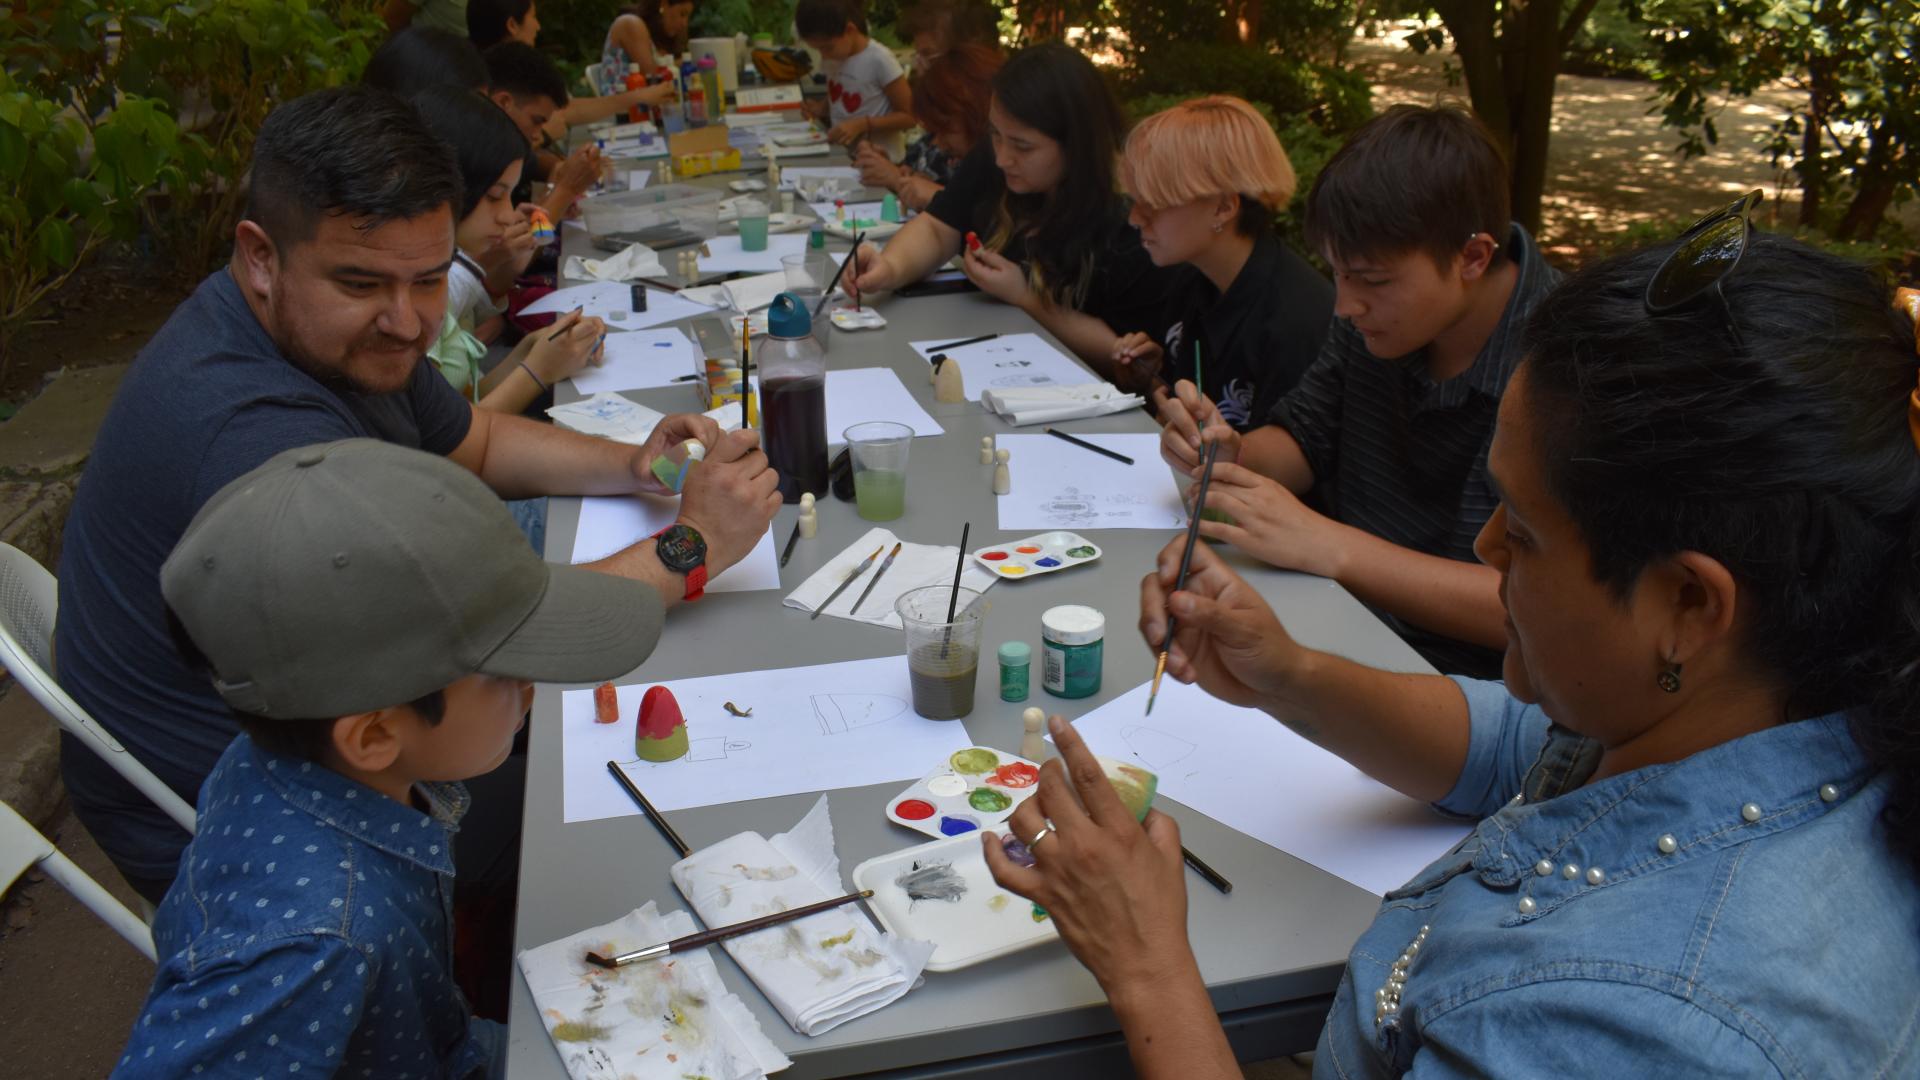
xmin=1136 ymin=536 xmax=1302 ymax=710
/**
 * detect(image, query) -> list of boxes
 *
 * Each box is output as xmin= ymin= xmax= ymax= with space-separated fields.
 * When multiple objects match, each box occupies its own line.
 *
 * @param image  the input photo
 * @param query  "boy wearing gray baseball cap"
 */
xmin=112 ymin=439 xmax=659 ymax=1078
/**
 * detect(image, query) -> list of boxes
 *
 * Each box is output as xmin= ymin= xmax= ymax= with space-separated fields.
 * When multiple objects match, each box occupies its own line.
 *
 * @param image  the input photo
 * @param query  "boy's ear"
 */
xmin=232 ymin=220 xmax=280 ymax=300
xmin=488 ymin=88 xmax=517 ymax=112
xmin=330 ymin=709 xmax=407 ymax=774
xmin=1456 ymin=231 xmax=1500 ymax=283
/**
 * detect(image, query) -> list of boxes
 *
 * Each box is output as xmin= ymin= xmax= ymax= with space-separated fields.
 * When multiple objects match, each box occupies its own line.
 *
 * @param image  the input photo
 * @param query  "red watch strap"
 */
xmin=682 ymin=563 xmax=707 ymax=602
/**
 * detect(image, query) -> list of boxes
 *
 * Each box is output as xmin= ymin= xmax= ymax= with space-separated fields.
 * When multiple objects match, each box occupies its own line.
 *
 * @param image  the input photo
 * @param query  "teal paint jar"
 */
xmin=1041 ymin=605 xmax=1104 ymax=699
xmin=998 ymin=641 xmax=1031 ymax=702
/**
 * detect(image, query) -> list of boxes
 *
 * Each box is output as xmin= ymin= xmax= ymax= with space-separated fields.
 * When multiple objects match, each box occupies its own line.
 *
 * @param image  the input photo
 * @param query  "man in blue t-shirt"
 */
xmin=56 ymin=85 xmax=782 ymax=901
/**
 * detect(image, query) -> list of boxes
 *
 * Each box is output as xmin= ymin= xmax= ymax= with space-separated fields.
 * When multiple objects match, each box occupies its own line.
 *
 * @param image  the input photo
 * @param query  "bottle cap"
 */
xmin=998 ymin=641 xmax=1031 ymax=666
xmin=766 ymin=292 xmax=812 ymax=338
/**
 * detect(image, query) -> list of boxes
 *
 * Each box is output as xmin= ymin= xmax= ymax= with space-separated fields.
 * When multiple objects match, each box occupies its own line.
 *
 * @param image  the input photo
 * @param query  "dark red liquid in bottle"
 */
xmin=762 ymin=373 xmax=828 ymax=502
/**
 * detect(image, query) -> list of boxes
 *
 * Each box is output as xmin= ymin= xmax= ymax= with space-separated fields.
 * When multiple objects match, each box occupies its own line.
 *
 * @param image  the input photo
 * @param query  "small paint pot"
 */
xmin=998 ymin=641 xmax=1031 ymax=702
xmin=1041 ymin=605 xmax=1104 ymax=699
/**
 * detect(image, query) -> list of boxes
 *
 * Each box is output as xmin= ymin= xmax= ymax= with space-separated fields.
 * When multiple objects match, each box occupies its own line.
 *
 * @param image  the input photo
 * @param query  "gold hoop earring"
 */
xmin=1657 ymin=661 xmax=1682 ymax=694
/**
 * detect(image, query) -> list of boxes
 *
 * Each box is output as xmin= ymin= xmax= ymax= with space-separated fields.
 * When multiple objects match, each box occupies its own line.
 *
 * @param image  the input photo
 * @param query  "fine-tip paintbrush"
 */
xmin=812 ymin=544 xmax=884 ymax=619
xmin=1147 ymin=439 xmax=1222 ymax=716
xmin=585 ymin=890 xmax=875 ymax=969
xmin=849 ymin=541 xmax=903 ymax=615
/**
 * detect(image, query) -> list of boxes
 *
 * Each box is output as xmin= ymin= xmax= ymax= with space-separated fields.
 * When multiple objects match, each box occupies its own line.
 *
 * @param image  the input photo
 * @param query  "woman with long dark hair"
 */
xmin=602 ymin=0 xmax=694 ymax=81
xmin=847 ymin=42 xmax=1174 ymax=374
xmin=986 ymin=224 xmax=1920 ymax=1075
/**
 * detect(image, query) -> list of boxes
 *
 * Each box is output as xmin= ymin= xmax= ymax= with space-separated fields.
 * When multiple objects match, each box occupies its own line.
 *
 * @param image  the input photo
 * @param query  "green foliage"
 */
xmin=0 ymin=71 xmax=184 ymax=367
xmin=1630 ymin=0 xmax=1919 ymax=240
xmin=1119 ymin=42 xmax=1371 ymax=134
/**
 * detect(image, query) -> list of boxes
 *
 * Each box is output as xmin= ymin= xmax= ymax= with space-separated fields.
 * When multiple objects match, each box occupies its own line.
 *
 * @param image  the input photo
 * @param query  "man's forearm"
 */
xmin=1328 ymin=524 xmax=1508 ymax=652
xmin=584 ymin=538 xmax=682 ymax=608
xmin=1237 ymin=425 xmax=1314 ymax=494
xmin=464 ymin=409 xmax=644 ymax=499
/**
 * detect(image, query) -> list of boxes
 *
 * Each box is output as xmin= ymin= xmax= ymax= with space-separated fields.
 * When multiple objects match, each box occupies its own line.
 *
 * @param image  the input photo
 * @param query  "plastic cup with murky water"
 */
xmin=897 ymin=585 xmax=983 ymax=720
xmin=845 ymin=421 xmax=912 ymax=521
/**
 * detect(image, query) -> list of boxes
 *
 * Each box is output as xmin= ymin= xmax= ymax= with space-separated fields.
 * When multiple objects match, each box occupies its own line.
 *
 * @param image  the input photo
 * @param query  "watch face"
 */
xmin=657 ymin=524 xmax=707 ymax=572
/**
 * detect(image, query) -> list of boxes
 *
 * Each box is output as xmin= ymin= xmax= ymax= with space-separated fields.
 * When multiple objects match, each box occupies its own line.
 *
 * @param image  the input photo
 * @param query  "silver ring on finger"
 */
xmin=1026 ymin=825 xmax=1055 ymax=850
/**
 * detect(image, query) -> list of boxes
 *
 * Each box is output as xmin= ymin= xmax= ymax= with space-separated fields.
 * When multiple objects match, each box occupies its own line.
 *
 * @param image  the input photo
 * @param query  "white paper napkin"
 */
xmin=980 ymin=382 xmax=1146 ymax=427
xmin=546 ymin=393 xmax=667 ymax=445
xmin=670 ymin=797 xmax=935 ymax=1036
xmin=516 ymin=901 xmax=791 ymax=1080
xmin=783 ymin=526 xmax=998 ymax=628
xmin=562 ymin=241 xmax=668 ymax=283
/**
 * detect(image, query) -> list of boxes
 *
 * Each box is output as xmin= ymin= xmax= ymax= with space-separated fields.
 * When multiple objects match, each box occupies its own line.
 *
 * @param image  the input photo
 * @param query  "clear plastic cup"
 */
xmin=896 ymin=585 xmax=983 ymax=720
xmin=737 ymin=198 xmax=770 ymax=251
xmin=844 ymin=421 xmax=912 ymax=521
xmin=779 ymin=252 xmax=835 ymax=353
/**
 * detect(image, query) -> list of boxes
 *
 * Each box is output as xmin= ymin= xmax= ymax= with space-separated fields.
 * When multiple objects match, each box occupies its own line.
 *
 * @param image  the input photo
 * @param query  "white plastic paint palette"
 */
xmin=885 ymin=746 xmax=1041 ymax=839
xmin=829 ymin=306 xmax=887 ymax=331
xmin=970 ymin=531 xmax=1102 ymax=581
xmin=852 ymin=833 xmax=1059 ymax=972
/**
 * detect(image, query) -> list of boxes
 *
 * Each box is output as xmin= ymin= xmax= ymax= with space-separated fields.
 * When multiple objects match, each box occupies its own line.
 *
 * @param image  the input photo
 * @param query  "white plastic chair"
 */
xmin=583 ymin=60 xmax=608 ymax=98
xmin=0 ymin=796 xmax=155 ymax=960
xmin=0 ymin=543 xmax=196 ymax=832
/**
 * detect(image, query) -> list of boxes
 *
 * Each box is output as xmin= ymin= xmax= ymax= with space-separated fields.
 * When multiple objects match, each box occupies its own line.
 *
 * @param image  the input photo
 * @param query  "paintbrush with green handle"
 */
xmin=584 ymin=890 xmax=875 ymax=969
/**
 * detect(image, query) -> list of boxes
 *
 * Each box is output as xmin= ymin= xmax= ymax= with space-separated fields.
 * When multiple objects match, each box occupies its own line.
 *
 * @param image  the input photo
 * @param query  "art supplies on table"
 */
xmin=777 ymin=164 xmax=862 ymax=194
xmin=670 ymin=797 xmax=936 ymax=1035
xmin=829 ymin=306 xmax=887 ymax=331
xmin=569 ymin=494 xmax=780 ymax=591
xmin=695 ymin=232 xmax=814 ymax=274
xmin=970 ymin=530 xmax=1103 ymax=580
xmin=696 ymin=368 xmax=946 ymax=452
xmin=560 ymin=656 xmax=977 ymax=823
xmin=851 ymin=833 xmax=1058 ymax=973
xmin=979 ymin=382 xmax=1146 ymax=426
xmin=525 ymin=280 xmax=717 ymax=330
xmin=699 ymin=355 xmax=760 ymax=427
xmin=545 ymin=392 xmax=667 ymax=445
xmin=1150 ymin=440 xmax=1221 ymax=715
xmin=692 ymin=256 xmax=846 ymax=313
xmin=516 ymin=901 xmax=790 ymax=1080
xmin=1070 ymin=678 xmax=1471 ymax=896
xmin=906 ymin=333 xmax=1095 ymax=402
xmin=567 ymin=327 xmax=699 ymax=395
xmin=992 ymin=433 xmax=1186 ymax=532
xmin=586 ymin=890 xmax=877 ymax=968
xmin=886 ymin=747 xmax=1042 ymax=838
xmin=784 ymin=526 xmax=997 ymax=628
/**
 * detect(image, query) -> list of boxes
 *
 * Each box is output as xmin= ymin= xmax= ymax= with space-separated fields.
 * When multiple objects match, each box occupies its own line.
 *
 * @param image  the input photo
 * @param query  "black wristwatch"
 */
xmin=652 ymin=523 xmax=708 ymax=601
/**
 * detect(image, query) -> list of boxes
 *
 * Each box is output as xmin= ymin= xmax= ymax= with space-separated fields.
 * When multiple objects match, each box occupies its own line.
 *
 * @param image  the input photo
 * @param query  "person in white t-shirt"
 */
xmin=795 ymin=0 xmax=914 ymax=159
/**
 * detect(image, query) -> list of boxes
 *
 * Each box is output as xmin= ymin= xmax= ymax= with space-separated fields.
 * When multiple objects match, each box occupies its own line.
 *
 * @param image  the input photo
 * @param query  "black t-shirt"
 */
xmin=55 ymin=269 xmax=474 ymax=883
xmin=926 ymin=144 xmax=1171 ymax=337
xmin=1153 ymin=230 xmax=1333 ymax=430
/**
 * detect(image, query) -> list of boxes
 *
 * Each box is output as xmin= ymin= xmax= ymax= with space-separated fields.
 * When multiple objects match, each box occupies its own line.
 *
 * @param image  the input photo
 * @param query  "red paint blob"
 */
xmin=980 ymin=551 xmax=1008 ymax=561
xmin=894 ymin=799 xmax=936 ymax=820
xmin=637 ymin=686 xmax=686 ymax=740
xmin=988 ymin=762 xmax=1039 ymax=788
xmin=1015 ymin=545 xmax=1041 ymax=554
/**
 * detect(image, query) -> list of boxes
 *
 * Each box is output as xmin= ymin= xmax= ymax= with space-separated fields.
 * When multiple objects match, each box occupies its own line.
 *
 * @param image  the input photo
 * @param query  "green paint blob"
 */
xmin=968 ymin=787 xmax=1013 ymax=812
xmin=1065 ymin=545 xmax=1097 ymax=559
xmin=551 ymin=1019 xmax=610 ymax=1042
xmin=819 ymin=928 xmax=856 ymax=948
xmin=949 ymin=747 xmax=999 ymax=775
xmin=1031 ymin=903 xmax=1051 ymax=923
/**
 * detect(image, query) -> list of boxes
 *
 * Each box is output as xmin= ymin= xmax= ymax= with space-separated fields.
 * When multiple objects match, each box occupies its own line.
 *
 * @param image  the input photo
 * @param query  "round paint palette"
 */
xmin=886 ymin=746 xmax=1043 ymax=839
xmin=851 ymin=833 xmax=1060 ymax=972
xmin=970 ymin=531 xmax=1102 ymax=581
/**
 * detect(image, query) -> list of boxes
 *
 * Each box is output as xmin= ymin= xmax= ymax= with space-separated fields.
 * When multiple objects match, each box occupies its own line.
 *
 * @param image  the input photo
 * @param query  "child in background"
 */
xmin=1114 ymin=96 xmax=1333 ymax=428
xmin=1159 ymin=104 xmax=1563 ymax=678
xmin=112 ymin=440 xmax=661 ymax=1078
xmin=482 ymin=41 xmax=619 ymax=218
xmin=857 ymin=41 xmax=1001 ymax=211
xmin=795 ymin=0 xmax=914 ymax=156
xmin=856 ymin=0 xmax=998 ymax=193
xmin=410 ymin=85 xmax=605 ymax=412
xmin=472 ymin=8 xmax=678 ymax=143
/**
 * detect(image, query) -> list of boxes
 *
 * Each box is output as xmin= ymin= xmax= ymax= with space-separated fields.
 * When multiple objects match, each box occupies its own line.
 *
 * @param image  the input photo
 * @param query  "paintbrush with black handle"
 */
xmin=585 ymin=890 xmax=875 ymax=968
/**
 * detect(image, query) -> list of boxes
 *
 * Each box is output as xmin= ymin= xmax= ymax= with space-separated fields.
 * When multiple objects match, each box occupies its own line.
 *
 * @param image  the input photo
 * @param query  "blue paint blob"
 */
xmin=1034 ymin=557 xmax=1062 ymax=568
xmin=938 ymin=815 xmax=979 ymax=836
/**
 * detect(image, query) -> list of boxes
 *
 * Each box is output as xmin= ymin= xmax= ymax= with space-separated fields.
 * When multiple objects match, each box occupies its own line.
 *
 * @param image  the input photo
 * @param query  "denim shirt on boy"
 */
xmin=113 ymin=735 xmax=504 ymax=1079
xmin=1315 ymin=677 xmax=1920 ymax=1078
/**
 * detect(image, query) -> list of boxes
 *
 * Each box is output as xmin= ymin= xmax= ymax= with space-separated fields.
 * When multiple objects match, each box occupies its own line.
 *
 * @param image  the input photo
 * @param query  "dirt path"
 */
xmin=1347 ymin=28 xmax=1918 ymax=261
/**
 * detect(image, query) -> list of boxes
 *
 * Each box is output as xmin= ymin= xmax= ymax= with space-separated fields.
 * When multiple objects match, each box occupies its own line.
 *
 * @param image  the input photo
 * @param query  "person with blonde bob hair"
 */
xmin=1114 ymin=96 xmax=1333 ymax=425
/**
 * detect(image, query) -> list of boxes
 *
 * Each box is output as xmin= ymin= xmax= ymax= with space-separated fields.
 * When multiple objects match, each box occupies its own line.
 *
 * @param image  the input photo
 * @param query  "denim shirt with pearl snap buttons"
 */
xmin=1313 ymin=677 xmax=1920 ymax=1079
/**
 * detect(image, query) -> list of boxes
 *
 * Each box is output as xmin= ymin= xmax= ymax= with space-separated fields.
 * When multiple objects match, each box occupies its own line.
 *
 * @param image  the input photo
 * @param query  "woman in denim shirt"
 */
xmin=984 ymin=228 xmax=1920 ymax=1078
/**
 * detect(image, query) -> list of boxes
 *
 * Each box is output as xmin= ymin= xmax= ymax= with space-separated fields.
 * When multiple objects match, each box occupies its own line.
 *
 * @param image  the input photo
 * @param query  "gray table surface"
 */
xmin=507 ymin=157 xmax=1436 ymax=1078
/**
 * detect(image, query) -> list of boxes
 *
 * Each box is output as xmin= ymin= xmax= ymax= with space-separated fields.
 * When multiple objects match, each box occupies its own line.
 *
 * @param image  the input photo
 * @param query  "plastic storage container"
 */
xmin=581 ymin=182 xmax=724 ymax=245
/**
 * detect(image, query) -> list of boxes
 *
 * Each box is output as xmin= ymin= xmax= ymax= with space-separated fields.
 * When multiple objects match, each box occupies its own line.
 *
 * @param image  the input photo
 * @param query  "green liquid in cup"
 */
xmin=855 ymin=469 xmax=906 ymax=521
xmin=738 ymin=215 xmax=770 ymax=252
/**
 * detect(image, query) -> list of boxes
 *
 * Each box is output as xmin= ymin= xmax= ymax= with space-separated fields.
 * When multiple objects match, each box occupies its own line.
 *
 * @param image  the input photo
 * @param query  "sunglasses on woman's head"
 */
xmin=1643 ymin=189 xmax=1764 ymax=350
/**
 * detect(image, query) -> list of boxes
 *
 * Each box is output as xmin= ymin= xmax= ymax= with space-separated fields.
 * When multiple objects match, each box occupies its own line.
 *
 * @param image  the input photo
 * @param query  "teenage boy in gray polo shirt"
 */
xmin=114 ymin=439 xmax=658 ymax=1078
xmin=1160 ymin=105 xmax=1561 ymax=678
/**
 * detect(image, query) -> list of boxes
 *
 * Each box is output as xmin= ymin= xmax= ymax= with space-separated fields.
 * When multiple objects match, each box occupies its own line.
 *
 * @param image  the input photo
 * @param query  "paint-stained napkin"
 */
xmin=783 ymin=527 xmax=998 ymax=629
xmin=980 ymin=382 xmax=1145 ymax=427
xmin=561 ymin=241 xmax=667 ymax=283
xmin=670 ymin=796 xmax=935 ymax=1036
xmin=516 ymin=901 xmax=791 ymax=1080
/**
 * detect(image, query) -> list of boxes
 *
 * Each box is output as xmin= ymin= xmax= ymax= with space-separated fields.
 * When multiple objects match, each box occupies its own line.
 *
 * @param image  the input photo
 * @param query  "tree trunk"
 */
xmin=1507 ymin=0 xmax=1565 ymax=235
xmin=1436 ymin=0 xmax=1512 ymax=144
xmin=1798 ymin=55 xmax=1828 ymax=228
xmin=1834 ymin=124 xmax=1901 ymax=240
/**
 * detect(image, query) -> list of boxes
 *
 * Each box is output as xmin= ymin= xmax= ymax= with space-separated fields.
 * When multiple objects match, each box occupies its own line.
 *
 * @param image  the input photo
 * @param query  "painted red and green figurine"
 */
xmin=635 ymin=685 xmax=689 ymax=762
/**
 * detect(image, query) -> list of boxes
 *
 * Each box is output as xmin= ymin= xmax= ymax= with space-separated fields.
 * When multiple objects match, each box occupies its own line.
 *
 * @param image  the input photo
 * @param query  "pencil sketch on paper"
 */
xmin=1121 ymin=726 xmax=1198 ymax=778
xmin=813 ymin=693 xmax=909 ymax=735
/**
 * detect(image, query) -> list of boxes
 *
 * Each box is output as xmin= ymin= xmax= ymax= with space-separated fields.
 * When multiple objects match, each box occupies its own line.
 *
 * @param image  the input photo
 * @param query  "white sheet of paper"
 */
xmin=907 ymin=333 xmax=1093 ymax=402
xmin=696 ymin=233 xmax=810 ymax=274
xmin=569 ymin=494 xmax=780 ymax=592
xmin=606 ymin=288 xmax=720 ymax=331
xmin=561 ymin=656 xmax=977 ymax=821
xmin=717 ymin=254 xmax=846 ymax=312
xmin=993 ymin=432 xmax=1185 ymax=531
xmin=568 ymin=328 xmax=697 ymax=395
xmin=545 ymin=393 xmax=666 ymax=444
xmin=520 ymin=280 xmax=632 ymax=318
xmin=825 ymin=367 xmax=943 ymax=450
xmin=1070 ymin=680 xmax=1470 ymax=896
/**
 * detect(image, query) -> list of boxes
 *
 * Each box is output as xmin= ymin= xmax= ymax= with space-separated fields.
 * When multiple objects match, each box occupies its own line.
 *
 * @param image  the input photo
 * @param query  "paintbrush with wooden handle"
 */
xmin=584 ymin=890 xmax=875 ymax=969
